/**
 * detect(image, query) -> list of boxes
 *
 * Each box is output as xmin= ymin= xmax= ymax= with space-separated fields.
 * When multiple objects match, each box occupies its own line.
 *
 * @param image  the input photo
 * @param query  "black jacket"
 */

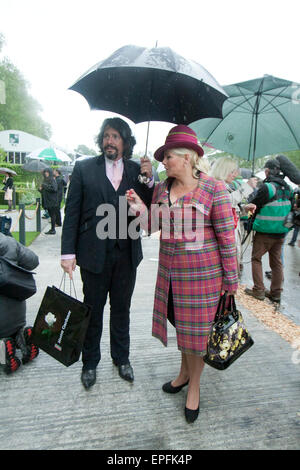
xmin=55 ymin=175 xmax=67 ymax=204
xmin=0 ymin=232 xmax=39 ymax=337
xmin=3 ymin=176 xmax=13 ymax=191
xmin=39 ymin=169 xmax=58 ymax=209
xmin=61 ymin=156 xmax=154 ymax=274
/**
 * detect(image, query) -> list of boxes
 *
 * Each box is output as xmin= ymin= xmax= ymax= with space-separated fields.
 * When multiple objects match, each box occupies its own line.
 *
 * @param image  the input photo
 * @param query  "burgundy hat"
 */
xmin=154 ymin=125 xmax=204 ymax=162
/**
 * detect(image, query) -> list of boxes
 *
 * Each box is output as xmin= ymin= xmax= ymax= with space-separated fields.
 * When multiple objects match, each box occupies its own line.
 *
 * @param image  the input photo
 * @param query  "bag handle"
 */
xmin=59 ymin=272 xmax=77 ymax=299
xmin=215 ymin=292 xmax=238 ymax=322
xmin=215 ymin=292 xmax=227 ymax=322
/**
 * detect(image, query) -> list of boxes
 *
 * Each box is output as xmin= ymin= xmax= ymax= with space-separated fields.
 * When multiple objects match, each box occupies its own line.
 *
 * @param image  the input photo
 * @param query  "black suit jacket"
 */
xmin=61 ymin=156 xmax=154 ymax=274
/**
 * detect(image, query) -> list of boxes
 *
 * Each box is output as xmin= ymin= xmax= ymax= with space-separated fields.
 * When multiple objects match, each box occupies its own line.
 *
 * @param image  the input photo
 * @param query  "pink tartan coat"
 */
xmin=150 ymin=174 xmax=238 ymax=356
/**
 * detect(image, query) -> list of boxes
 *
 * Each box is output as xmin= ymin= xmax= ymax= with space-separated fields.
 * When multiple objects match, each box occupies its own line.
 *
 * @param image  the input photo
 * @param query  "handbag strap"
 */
xmin=215 ymin=292 xmax=227 ymax=322
xmin=215 ymin=292 xmax=238 ymax=322
xmin=59 ymin=273 xmax=77 ymax=299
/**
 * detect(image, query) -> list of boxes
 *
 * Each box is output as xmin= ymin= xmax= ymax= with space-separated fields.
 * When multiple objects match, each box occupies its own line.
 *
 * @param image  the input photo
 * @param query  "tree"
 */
xmin=0 ymin=33 xmax=52 ymax=140
xmin=74 ymin=144 xmax=97 ymax=156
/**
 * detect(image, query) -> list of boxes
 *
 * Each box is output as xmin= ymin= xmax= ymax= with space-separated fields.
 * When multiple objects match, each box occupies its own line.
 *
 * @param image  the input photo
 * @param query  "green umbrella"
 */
xmin=190 ymin=75 xmax=300 ymax=171
xmin=26 ymin=146 xmax=72 ymax=162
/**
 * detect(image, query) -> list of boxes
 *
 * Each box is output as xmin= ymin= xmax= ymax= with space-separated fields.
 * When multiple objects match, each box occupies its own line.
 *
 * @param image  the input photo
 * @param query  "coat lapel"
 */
xmin=94 ymin=156 xmax=109 ymax=202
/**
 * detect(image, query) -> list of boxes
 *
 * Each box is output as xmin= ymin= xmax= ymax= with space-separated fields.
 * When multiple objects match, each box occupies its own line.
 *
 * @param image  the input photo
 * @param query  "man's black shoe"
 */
xmin=81 ymin=369 xmax=96 ymax=389
xmin=119 ymin=363 xmax=134 ymax=382
xmin=45 ymin=229 xmax=56 ymax=235
xmin=113 ymin=360 xmax=134 ymax=382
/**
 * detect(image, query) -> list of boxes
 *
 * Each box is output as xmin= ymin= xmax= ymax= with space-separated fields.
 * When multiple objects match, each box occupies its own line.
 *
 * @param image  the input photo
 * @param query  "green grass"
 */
xmin=12 ymin=231 xmax=40 ymax=246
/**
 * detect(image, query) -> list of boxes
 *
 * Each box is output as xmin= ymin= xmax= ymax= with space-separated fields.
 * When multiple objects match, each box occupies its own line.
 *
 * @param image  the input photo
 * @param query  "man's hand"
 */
xmin=244 ymin=203 xmax=256 ymax=214
xmin=61 ymin=258 xmax=76 ymax=280
xmin=140 ymin=156 xmax=153 ymax=178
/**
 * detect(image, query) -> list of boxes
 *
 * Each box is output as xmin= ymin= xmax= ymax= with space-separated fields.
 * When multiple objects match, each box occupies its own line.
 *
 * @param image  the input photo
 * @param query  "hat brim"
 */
xmin=154 ymin=141 xmax=204 ymax=162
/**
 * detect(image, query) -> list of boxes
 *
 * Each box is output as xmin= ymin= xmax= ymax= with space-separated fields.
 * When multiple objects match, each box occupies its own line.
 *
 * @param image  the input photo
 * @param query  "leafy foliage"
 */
xmin=74 ymin=144 xmax=97 ymax=156
xmin=0 ymin=34 xmax=51 ymax=140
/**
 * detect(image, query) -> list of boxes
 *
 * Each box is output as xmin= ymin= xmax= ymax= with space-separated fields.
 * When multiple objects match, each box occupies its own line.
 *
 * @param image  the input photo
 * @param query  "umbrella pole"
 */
xmin=144 ymin=121 xmax=150 ymax=156
xmin=144 ymin=40 xmax=157 ymax=157
xmin=251 ymin=77 xmax=265 ymax=174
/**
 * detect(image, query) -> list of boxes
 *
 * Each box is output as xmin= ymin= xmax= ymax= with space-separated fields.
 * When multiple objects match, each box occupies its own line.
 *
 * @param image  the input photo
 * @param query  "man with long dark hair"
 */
xmin=61 ymin=117 xmax=154 ymax=389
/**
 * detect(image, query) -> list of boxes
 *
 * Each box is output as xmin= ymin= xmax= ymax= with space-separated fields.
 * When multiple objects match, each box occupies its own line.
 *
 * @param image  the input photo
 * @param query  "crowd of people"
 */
xmin=0 ymin=118 xmax=298 ymax=425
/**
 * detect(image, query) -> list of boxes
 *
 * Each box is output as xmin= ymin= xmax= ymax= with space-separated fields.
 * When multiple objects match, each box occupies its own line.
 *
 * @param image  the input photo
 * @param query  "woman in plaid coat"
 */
xmin=126 ymin=125 xmax=238 ymax=423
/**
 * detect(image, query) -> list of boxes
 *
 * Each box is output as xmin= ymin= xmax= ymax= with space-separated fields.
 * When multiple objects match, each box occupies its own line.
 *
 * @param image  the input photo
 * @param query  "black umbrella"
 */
xmin=58 ymin=166 xmax=74 ymax=175
xmin=22 ymin=160 xmax=48 ymax=172
xmin=0 ymin=167 xmax=17 ymax=176
xmin=69 ymin=45 xmax=227 ymax=125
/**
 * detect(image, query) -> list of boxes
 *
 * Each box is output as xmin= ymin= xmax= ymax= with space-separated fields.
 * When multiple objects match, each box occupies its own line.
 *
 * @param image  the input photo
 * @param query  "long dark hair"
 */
xmin=96 ymin=117 xmax=136 ymax=159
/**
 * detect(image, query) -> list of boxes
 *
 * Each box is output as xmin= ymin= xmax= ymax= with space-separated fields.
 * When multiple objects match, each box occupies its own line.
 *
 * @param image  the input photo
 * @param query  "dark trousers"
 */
xmin=47 ymin=207 xmax=56 ymax=231
xmin=80 ymin=246 xmax=136 ymax=370
xmin=54 ymin=205 xmax=62 ymax=226
xmin=291 ymin=225 xmax=299 ymax=244
xmin=252 ymin=232 xmax=284 ymax=297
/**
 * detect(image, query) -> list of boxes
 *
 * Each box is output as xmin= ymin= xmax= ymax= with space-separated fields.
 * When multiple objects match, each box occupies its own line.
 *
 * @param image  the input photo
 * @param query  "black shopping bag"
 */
xmin=32 ymin=281 xmax=91 ymax=367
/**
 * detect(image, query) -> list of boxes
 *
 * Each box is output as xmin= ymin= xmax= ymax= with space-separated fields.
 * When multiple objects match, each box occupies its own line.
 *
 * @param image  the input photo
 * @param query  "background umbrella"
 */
xmin=0 ymin=167 xmax=17 ymax=176
xmin=58 ymin=165 xmax=74 ymax=175
xmin=26 ymin=147 xmax=72 ymax=163
xmin=69 ymin=44 xmax=228 ymax=154
xmin=22 ymin=160 xmax=49 ymax=172
xmin=190 ymin=75 xmax=300 ymax=172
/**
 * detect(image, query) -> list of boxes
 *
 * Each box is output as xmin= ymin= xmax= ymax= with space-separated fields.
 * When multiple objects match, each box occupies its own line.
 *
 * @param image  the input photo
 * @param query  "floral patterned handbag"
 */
xmin=204 ymin=293 xmax=254 ymax=370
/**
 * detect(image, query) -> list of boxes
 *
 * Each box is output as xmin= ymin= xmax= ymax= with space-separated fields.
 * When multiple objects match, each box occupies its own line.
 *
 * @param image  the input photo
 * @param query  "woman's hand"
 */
xmin=125 ymin=189 xmax=147 ymax=216
xmin=221 ymin=290 xmax=237 ymax=296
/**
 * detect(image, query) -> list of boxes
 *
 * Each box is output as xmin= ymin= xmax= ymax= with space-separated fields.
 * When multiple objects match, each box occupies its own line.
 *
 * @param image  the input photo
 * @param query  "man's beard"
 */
xmin=103 ymin=146 xmax=119 ymax=160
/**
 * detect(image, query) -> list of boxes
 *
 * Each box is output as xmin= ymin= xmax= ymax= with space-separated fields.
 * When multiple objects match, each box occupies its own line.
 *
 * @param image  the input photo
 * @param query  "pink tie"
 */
xmin=112 ymin=161 xmax=122 ymax=190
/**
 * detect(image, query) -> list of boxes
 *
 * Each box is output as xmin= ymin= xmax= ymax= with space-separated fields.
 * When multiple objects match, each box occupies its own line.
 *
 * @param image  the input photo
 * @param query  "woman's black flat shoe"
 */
xmin=185 ymin=404 xmax=199 ymax=423
xmin=162 ymin=380 xmax=189 ymax=394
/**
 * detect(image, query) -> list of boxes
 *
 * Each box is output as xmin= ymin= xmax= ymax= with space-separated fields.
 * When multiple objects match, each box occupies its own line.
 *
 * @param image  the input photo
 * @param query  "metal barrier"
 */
xmin=10 ymin=197 xmax=42 ymax=246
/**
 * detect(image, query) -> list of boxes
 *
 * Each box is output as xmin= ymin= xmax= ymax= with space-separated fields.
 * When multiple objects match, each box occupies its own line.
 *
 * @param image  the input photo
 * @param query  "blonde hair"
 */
xmin=209 ymin=156 xmax=238 ymax=181
xmin=171 ymin=147 xmax=208 ymax=179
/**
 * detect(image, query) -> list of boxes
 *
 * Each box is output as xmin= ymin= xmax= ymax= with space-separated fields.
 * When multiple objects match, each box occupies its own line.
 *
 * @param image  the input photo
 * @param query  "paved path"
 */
xmin=0 ymin=225 xmax=299 ymax=450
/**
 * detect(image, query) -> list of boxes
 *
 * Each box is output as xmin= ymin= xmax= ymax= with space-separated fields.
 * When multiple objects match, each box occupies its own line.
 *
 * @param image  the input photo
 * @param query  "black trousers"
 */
xmin=47 ymin=207 xmax=56 ymax=231
xmin=54 ymin=203 xmax=62 ymax=226
xmin=80 ymin=245 xmax=136 ymax=370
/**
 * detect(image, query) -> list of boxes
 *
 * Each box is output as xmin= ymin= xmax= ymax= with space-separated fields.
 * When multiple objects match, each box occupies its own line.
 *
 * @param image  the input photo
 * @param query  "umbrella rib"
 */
xmin=266 ymin=99 xmax=300 ymax=148
xmin=203 ymin=93 xmax=253 ymax=141
xmin=257 ymin=85 xmax=292 ymax=113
